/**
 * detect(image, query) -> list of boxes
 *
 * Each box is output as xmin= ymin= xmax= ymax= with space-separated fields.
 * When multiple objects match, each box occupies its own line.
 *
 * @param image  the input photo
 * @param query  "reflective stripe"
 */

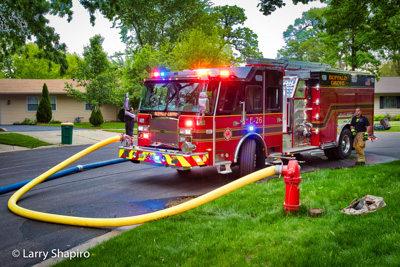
xmin=177 ymin=156 xmax=191 ymax=167
xmin=192 ymin=155 xmax=204 ymax=165
xmin=119 ymin=148 xmax=208 ymax=167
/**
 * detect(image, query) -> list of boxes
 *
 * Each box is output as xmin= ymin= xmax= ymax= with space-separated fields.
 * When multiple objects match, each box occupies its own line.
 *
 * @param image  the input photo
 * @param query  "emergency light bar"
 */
xmin=148 ymin=69 xmax=235 ymax=80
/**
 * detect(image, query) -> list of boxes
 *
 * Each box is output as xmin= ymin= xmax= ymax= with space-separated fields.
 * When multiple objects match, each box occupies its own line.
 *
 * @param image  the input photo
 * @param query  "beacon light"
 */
xmin=220 ymin=70 xmax=230 ymax=77
xmin=185 ymin=120 xmax=194 ymax=127
xmin=196 ymin=69 xmax=210 ymax=76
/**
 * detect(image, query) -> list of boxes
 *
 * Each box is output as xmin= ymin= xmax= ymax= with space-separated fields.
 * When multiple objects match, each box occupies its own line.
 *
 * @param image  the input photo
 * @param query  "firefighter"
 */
xmin=125 ymin=107 xmax=136 ymax=137
xmin=351 ymin=107 xmax=371 ymax=165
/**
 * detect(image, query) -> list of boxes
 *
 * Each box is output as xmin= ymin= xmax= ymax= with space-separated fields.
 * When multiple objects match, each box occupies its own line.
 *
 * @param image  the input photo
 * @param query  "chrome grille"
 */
xmin=150 ymin=118 xmax=179 ymax=148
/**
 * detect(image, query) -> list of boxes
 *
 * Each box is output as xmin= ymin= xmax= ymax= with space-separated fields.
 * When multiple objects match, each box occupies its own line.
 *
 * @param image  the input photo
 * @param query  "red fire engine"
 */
xmin=119 ymin=58 xmax=375 ymax=176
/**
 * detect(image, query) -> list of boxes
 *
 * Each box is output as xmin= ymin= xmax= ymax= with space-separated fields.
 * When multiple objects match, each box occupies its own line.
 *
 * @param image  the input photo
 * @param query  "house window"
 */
xmin=27 ymin=96 xmax=57 ymax=111
xmin=50 ymin=96 xmax=57 ymax=111
xmin=380 ymin=96 xmax=400 ymax=109
xmin=27 ymin=96 xmax=39 ymax=111
xmin=85 ymin=102 xmax=93 ymax=111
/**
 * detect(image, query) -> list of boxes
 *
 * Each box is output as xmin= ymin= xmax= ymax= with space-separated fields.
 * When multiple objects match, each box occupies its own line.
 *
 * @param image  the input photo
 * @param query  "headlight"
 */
xmin=138 ymin=125 xmax=149 ymax=132
xmin=179 ymin=128 xmax=191 ymax=135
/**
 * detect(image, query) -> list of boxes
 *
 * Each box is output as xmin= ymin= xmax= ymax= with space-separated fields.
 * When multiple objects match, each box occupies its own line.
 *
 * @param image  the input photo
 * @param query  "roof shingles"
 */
xmin=0 ymin=79 xmax=83 ymax=94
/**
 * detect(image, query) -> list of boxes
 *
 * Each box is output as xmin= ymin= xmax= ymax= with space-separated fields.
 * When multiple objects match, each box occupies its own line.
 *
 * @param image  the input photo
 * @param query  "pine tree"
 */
xmin=36 ymin=83 xmax=52 ymax=123
xmin=89 ymin=108 xmax=104 ymax=127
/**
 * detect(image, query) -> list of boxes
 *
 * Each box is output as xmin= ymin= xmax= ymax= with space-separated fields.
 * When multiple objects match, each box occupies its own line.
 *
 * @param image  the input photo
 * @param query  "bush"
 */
xmin=50 ymin=119 xmax=62 ymax=124
xmin=394 ymin=114 xmax=400 ymax=121
xmin=374 ymin=115 xmax=385 ymax=121
xmin=118 ymin=108 xmax=125 ymax=122
xmin=36 ymin=83 xmax=52 ymax=123
xmin=384 ymin=113 xmax=392 ymax=120
xmin=21 ymin=118 xmax=37 ymax=125
xmin=89 ymin=108 xmax=104 ymax=127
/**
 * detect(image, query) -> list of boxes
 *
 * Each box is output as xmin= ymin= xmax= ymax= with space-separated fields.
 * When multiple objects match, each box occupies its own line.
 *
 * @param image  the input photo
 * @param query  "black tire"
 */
xmin=239 ymin=138 xmax=257 ymax=177
xmin=332 ymin=128 xmax=353 ymax=159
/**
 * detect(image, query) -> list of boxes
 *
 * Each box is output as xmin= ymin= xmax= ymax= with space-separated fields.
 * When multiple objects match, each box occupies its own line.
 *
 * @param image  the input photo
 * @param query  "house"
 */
xmin=374 ymin=77 xmax=400 ymax=117
xmin=0 ymin=79 xmax=119 ymax=125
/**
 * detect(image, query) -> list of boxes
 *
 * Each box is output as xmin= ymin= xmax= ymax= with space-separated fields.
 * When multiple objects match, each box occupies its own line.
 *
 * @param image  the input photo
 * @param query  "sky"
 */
xmin=46 ymin=0 xmax=326 ymax=59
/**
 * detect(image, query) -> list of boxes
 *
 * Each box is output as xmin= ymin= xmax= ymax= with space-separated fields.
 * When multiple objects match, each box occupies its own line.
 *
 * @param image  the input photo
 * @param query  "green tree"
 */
xmin=10 ymin=44 xmax=62 ymax=79
xmin=89 ymin=107 xmax=104 ymax=127
xmin=89 ymin=0 xmax=214 ymax=49
xmin=0 ymin=44 xmax=82 ymax=78
xmin=0 ymin=0 xmax=72 ymax=74
xmin=169 ymin=28 xmax=233 ymax=70
xmin=213 ymin=5 xmax=262 ymax=61
xmin=380 ymin=61 xmax=400 ymax=77
xmin=65 ymin=35 xmax=120 ymax=124
xmin=121 ymin=44 xmax=171 ymax=109
xmin=368 ymin=1 xmax=400 ymax=76
xmin=277 ymin=8 xmax=326 ymax=62
xmin=36 ymin=83 xmax=52 ymax=123
xmin=257 ymin=0 xmax=324 ymax=15
xmin=323 ymin=0 xmax=380 ymax=72
xmin=121 ymin=28 xmax=235 ymax=109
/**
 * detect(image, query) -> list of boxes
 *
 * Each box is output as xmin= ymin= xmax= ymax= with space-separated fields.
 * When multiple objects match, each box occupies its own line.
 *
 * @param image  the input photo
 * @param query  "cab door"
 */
xmin=264 ymin=70 xmax=283 ymax=154
xmin=213 ymin=82 xmax=242 ymax=165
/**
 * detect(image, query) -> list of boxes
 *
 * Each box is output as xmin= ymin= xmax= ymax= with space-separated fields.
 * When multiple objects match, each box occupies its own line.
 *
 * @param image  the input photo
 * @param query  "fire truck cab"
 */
xmin=119 ymin=58 xmax=375 ymax=176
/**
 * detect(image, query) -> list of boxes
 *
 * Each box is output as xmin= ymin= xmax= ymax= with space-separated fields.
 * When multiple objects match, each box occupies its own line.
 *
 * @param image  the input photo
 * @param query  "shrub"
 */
xmin=118 ymin=108 xmax=125 ymax=122
xmin=89 ymin=108 xmax=104 ymax=127
xmin=36 ymin=83 xmax=52 ymax=123
xmin=21 ymin=118 xmax=37 ymax=125
xmin=384 ymin=113 xmax=392 ymax=120
xmin=50 ymin=119 xmax=62 ymax=124
xmin=394 ymin=114 xmax=400 ymax=121
xmin=374 ymin=115 xmax=385 ymax=121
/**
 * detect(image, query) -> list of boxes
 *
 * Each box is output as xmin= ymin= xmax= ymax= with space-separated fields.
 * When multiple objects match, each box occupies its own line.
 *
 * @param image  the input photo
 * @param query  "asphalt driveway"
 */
xmin=0 ymin=125 xmax=86 ymax=132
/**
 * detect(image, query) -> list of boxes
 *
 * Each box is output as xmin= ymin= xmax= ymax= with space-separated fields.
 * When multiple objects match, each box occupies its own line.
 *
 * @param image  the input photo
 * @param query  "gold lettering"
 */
xmin=329 ymin=75 xmax=348 ymax=81
xmin=331 ymin=80 xmax=345 ymax=86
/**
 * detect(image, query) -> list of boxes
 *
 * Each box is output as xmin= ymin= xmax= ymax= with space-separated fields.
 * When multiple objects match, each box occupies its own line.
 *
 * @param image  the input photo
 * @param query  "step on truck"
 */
xmin=119 ymin=58 xmax=375 ymax=176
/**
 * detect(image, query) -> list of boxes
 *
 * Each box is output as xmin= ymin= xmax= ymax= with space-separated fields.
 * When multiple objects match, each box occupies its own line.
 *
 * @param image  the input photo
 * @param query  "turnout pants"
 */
xmin=353 ymin=132 xmax=366 ymax=162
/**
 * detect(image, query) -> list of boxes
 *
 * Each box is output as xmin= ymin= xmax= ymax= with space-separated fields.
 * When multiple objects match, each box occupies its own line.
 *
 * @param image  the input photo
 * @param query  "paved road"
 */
xmin=0 ymin=132 xmax=399 ymax=266
xmin=0 ymin=125 xmax=86 ymax=132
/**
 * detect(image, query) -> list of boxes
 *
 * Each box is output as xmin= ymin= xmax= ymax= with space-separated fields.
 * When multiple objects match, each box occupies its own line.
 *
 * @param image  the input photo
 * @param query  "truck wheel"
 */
xmin=332 ymin=128 xmax=352 ymax=159
xmin=239 ymin=139 xmax=257 ymax=177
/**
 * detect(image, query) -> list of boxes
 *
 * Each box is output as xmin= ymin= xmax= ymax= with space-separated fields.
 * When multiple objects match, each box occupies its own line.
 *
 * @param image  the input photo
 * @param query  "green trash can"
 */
xmin=61 ymin=123 xmax=74 ymax=145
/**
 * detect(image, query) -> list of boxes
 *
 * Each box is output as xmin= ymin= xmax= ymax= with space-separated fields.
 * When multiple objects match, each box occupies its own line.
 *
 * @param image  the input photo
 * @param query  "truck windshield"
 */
xmin=141 ymin=82 xmax=204 ymax=112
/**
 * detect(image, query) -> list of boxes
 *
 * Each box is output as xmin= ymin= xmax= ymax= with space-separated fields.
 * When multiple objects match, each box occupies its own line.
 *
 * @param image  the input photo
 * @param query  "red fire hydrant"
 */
xmin=282 ymin=160 xmax=301 ymax=212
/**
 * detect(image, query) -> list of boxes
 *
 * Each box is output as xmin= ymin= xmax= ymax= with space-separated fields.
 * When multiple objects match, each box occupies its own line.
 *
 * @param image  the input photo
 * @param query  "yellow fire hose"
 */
xmin=8 ymin=135 xmax=278 ymax=227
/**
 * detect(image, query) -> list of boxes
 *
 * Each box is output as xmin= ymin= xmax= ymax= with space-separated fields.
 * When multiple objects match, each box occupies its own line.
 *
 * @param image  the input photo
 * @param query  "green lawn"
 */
xmin=56 ymin=161 xmax=400 ymax=266
xmin=374 ymin=121 xmax=400 ymax=132
xmin=0 ymin=133 xmax=52 ymax=148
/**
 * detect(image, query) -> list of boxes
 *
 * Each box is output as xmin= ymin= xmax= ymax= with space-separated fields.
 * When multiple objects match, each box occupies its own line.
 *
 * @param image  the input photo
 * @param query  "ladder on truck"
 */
xmin=246 ymin=58 xmax=332 ymax=71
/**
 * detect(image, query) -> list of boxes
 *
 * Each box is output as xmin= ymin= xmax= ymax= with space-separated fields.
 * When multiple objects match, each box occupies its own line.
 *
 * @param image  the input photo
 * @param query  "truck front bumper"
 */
xmin=119 ymin=146 xmax=209 ymax=168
